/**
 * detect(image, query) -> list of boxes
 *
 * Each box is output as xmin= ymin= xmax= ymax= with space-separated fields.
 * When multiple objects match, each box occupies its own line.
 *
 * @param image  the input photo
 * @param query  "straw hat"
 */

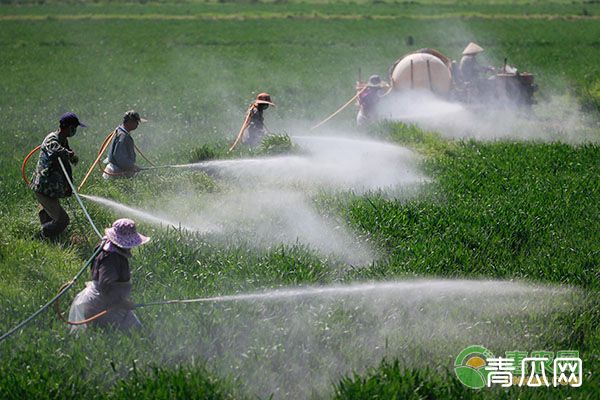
xmin=255 ymin=92 xmax=275 ymax=106
xmin=105 ymin=218 xmax=150 ymax=249
xmin=462 ymin=42 xmax=484 ymax=56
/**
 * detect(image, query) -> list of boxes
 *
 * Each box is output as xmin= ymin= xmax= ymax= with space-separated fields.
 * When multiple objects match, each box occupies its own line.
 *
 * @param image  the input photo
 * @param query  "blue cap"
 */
xmin=59 ymin=112 xmax=87 ymax=128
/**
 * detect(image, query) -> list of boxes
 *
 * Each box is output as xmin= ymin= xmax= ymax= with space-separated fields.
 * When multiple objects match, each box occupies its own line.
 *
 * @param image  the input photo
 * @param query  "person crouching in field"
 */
xmin=30 ymin=112 xmax=85 ymax=239
xmin=243 ymin=92 xmax=275 ymax=146
xmin=69 ymin=218 xmax=150 ymax=332
xmin=103 ymin=110 xmax=146 ymax=179
xmin=356 ymin=75 xmax=387 ymax=127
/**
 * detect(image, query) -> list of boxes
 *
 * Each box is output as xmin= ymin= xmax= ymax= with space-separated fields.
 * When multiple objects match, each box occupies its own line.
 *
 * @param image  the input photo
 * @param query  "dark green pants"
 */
xmin=35 ymin=192 xmax=70 ymax=238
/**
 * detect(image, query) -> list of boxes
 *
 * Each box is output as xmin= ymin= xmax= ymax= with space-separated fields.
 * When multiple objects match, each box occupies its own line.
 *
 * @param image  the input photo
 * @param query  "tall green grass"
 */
xmin=1 ymin=1 xmax=599 ymax=398
xmin=347 ymin=128 xmax=600 ymax=289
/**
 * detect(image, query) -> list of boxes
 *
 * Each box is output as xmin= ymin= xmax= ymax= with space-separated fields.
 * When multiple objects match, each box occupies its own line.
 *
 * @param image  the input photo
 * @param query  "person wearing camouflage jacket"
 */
xmin=30 ymin=112 xmax=85 ymax=238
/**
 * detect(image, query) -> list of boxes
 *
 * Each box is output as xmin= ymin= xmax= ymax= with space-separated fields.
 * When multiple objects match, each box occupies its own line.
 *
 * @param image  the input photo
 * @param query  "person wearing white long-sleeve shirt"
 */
xmin=104 ymin=110 xmax=146 ymax=179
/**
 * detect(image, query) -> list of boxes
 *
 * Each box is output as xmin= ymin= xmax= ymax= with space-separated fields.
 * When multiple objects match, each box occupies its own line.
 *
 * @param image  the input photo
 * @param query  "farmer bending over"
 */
xmin=356 ymin=75 xmax=387 ymax=127
xmin=104 ymin=110 xmax=147 ymax=179
xmin=30 ymin=112 xmax=85 ymax=238
xmin=243 ymin=92 xmax=275 ymax=146
xmin=69 ymin=218 xmax=150 ymax=331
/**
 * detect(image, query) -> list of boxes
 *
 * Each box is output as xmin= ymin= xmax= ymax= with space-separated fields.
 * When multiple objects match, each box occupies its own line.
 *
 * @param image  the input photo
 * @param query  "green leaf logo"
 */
xmin=454 ymin=345 xmax=495 ymax=389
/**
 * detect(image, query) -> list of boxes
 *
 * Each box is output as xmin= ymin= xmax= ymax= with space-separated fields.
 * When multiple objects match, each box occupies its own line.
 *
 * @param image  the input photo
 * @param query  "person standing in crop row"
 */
xmin=244 ymin=92 xmax=275 ymax=146
xmin=30 ymin=112 xmax=85 ymax=238
xmin=356 ymin=75 xmax=387 ymax=127
xmin=103 ymin=110 xmax=147 ymax=179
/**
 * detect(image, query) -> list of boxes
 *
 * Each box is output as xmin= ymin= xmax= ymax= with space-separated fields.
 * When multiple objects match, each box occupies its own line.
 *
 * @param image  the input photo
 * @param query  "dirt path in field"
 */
xmin=1 ymin=13 xmax=599 ymax=21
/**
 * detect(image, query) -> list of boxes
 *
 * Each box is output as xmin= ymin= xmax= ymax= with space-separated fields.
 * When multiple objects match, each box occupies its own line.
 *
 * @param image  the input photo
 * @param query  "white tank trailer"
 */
xmin=388 ymin=48 xmax=537 ymax=107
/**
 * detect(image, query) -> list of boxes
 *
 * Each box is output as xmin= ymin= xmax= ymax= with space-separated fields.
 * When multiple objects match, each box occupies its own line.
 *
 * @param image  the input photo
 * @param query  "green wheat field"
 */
xmin=1 ymin=1 xmax=599 ymax=399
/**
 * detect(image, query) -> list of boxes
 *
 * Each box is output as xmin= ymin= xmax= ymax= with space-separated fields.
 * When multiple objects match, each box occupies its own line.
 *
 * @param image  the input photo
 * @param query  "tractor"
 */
xmin=386 ymin=47 xmax=537 ymax=108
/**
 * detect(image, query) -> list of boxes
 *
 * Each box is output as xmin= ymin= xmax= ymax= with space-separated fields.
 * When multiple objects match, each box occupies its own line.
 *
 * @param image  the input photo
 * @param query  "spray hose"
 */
xmin=54 ymin=297 xmax=214 ymax=326
xmin=134 ymin=143 xmax=156 ymax=167
xmin=5 ymin=158 xmax=110 ymax=333
xmin=21 ymin=145 xmax=41 ymax=185
xmin=228 ymin=105 xmax=254 ymax=152
xmin=78 ymin=131 xmax=116 ymax=191
xmin=79 ymin=130 xmax=157 ymax=191
xmin=378 ymin=83 xmax=393 ymax=98
xmin=58 ymin=158 xmax=103 ymax=238
xmin=0 ymin=150 xmax=144 ymax=340
xmin=0 ymin=243 xmax=104 ymax=343
xmin=53 ymin=280 xmax=111 ymax=326
xmin=97 ymin=163 xmax=172 ymax=177
xmin=310 ymin=87 xmax=366 ymax=130
xmin=96 ymin=162 xmax=127 ymax=177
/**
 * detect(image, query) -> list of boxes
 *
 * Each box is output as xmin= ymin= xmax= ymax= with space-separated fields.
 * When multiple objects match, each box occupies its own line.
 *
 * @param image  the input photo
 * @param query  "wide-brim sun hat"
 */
xmin=255 ymin=92 xmax=276 ymax=106
xmin=105 ymin=218 xmax=150 ymax=249
xmin=462 ymin=42 xmax=484 ymax=56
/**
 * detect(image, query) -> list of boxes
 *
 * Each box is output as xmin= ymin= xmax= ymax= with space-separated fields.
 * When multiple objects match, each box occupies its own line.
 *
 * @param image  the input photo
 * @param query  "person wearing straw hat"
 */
xmin=31 ymin=112 xmax=85 ymax=239
xmin=356 ymin=75 xmax=387 ymax=127
xmin=242 ymin=92 xmax=275 ymax=147
xmin=103 ymin=110 xmax=147 ymax=179
xmin=459 ymin=42 xmax=493 ymax=83
xmin=68 ymin=218 xmax=150 ymax=331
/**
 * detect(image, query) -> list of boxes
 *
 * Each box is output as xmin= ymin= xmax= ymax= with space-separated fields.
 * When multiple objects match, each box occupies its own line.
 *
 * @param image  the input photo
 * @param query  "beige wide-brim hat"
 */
xmin=462 ymin=42 xmax=484 ymax=55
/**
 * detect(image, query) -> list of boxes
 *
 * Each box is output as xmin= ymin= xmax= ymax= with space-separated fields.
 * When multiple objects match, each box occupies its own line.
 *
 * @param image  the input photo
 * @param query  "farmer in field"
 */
xmin=30 ymin=112 xmax=85 ymax=239
xmin=243 ymin=92 xmax=275 ymax=146
xmin=69 ymin=218 xmax=150 ymax=332
xmin=459 ymin=42 xmax=494 ymax=83
xmin=103 ymin=110 xmax=147 ymax=179
xmin=228 ymin=92 xmax=275 ymax=151
xmin=356 ymin=74 xmax=388 ymax=127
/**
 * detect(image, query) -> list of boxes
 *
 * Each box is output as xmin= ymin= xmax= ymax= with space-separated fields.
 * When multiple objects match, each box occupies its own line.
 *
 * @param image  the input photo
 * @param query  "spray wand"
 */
xmin=228 ymin=104 xmax=254 ymax=153
xmin=78 ymin=130 xmax=116 ymax=191
xmin=310 ymin=87 xmax=367 ymax=130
